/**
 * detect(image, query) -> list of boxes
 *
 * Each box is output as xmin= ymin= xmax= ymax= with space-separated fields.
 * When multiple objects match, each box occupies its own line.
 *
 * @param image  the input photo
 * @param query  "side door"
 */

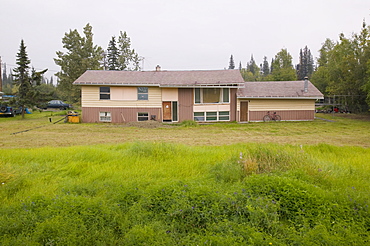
xmin=240 ymin=101 xmax=248 ymax=122
xmin=162 ymin=101 xmax=172 ymax=121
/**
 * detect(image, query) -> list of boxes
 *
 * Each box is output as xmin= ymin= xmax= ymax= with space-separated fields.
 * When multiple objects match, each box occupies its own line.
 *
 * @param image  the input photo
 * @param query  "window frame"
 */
xmin=137 ymin=112 xmax=149 ymax=121
xmin=99 ymin=112 xmax=111 ymax=122
xmin=193 ymin=111 xmax=230 ymax=122
xmin=99 ymin=87 xmax=111 ymax=100
xmin=137 ymin=87 xmax=148 ymax=100
xmin=194 ymin=88 xmax=229 ymax=104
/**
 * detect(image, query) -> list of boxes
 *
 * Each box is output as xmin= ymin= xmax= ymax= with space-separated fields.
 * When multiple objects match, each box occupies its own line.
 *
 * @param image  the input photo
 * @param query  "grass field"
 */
xmin=0 ymin=112 xmax=369 ymax=245
xmin=1 ymin=111 xmax=369 ymax=148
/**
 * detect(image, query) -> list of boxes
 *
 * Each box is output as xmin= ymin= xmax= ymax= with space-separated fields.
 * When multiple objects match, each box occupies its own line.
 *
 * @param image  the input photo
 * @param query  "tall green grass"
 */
xmin=0 ymin=142 xmax=369 ymax=245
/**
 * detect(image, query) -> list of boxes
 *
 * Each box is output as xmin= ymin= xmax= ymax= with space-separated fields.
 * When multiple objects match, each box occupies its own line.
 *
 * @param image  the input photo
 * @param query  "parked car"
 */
xmin=0 ymin=105 xmax=16 ymax=117
xmin=44 ymin=100 xmax=72 ymax=110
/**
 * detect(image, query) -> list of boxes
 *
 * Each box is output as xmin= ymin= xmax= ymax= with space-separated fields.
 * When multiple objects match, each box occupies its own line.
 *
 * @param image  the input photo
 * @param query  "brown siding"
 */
xmin=82 ymin=107 xmax=162 ymax=123
xmin=230 ymin=88 xmax=237 ymax=121
xmin=249 ymin=110 xmax=315 ymax=121
xmin=178 ymin=88 xmax=193 ymax=122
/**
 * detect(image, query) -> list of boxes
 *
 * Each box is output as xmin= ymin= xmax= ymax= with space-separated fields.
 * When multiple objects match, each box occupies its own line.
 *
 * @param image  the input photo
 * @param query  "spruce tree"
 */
xmin=228 ymin=55 xmax=235 ymax=69
xmin=107 ymin=36 xmax=119 ymax=70
xmin=262 ymin=56 xmax=270 ymax=76
xmin=117 ymin=31 xmax=141 ymax=71
xmin=297 ymin=46 xmax=314 ymax=80
xmin=12 ymin=40 xmax=32 ymax=118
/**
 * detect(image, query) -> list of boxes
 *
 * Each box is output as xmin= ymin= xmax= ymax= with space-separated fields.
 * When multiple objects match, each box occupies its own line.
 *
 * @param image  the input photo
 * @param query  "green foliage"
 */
xmin=54 ymin=23 xmax=104 ymax=102
xmin=297 ymin=46 xmax=314 ymax=80
xmin=107 ymin=36 xmax=119 ymax=70
xmin=117 ymin=31 xmax=141 ymax=71
xmin=180 ymin=120 xmax=198 ymax=127
xmin=0 ymin=143 xmax=369 ymax=244
xmin=312 ymin=22 xmax=370 ymax=112
xmin=11 ymin=40 xmax=49 ymax=118
xmin=228 ymin=54 xmax=235 ymax=69
xmin=270 ymin=48 xmax=297 ymax=81
xmin=241 ymin=55 xmax=261 ymax=81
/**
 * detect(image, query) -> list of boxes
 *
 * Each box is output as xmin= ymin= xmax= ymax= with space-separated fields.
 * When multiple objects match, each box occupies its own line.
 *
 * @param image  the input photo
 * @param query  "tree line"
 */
xmin=2 ymin=23 xmax=141 ymax=114
xmin=229 ymin=46 xmax=313 ymax=83
xmin=229 ymin=21 xmax=370 ymax=112
xmin=3 ymin=21 xmax=370 ymax=114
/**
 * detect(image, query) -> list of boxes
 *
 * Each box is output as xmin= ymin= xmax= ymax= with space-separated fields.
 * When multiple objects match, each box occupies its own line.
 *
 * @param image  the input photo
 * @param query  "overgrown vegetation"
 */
xmin=0 ymin=142 xmax=369 ymax=245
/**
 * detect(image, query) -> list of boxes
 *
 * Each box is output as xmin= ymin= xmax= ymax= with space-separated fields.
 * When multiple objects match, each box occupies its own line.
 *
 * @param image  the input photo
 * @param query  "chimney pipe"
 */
xmin=304 ymin=76 xmax=308 ymax=93
xmin=155 ymin=65 xmax=161 ymax=71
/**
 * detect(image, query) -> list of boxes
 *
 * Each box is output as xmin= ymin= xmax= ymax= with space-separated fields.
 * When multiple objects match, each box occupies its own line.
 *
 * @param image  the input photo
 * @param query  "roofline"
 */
xmin=73 ymin=82 xmax=245 ymax=88
xmin=238 ymin=96 xmax=324 ymax=100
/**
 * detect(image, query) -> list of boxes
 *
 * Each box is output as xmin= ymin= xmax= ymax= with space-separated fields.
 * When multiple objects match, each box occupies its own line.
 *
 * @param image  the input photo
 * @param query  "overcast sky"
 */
xmin=1 ymin=0 xmax=369 ymax=81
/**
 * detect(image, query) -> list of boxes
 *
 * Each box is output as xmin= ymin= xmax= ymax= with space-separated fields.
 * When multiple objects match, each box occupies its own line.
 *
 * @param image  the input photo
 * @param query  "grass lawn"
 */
xmin=0 ymin=111 xmax=369 ymax=148
xmin=0 ymin=112 xmax=369 ymax=245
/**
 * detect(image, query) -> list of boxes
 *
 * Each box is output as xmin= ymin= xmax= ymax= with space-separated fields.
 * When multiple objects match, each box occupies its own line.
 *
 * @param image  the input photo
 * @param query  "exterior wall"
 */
xmin=81 ymin=86 xmax=162 ymax=108
xmin=161 ymin=88 xmax=178 ymax=101
xmin=178 ymin=88 xmax=193 ymax=122
xmin=230 ymin=88 xmax=237 ymax=121
xmin=81 ymin=107 xmax=162 ymax=123
xmin=111 ymin=87 xmax=136 ymax=100
xmin=237 ymin=99 xmax=316 ymax=121
xmin=249 ymin=110 xmax=314 ymax=121
xmin=193 ymin=104 xmax=230 ymax=112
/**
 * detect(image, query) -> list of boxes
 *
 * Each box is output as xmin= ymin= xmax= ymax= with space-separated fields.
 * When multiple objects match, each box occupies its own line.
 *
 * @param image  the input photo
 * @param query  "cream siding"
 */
xmin=193 ymin=104 xmax=230 ymax=112
xmin=161 ymin=88 xmax=178 ymax=101
xmin=248 ymin=99 xmax=315 ymax=111
xmin=237 ymin=99 xmax=315 ymax=111
xmin=81 ymin=86 xmax=162 ymax=108
xmin=111 ymin=87 xmax=137 ymax=100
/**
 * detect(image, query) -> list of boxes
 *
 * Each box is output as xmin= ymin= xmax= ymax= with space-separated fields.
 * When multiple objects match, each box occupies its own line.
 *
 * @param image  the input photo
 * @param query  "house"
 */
xmin=73 ymin=68 xmax=323 ymax=123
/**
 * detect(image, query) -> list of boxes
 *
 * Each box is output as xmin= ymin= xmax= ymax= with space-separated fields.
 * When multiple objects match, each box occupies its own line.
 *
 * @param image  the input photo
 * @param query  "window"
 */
xmin=194 ymin=112 xmax=205 ymax=121
xmin=206 ymin=112 xmax=217 ymax=121
xmin=193 ymin=111 xmax=230 ymax=122
xmin=138 ymin=112 xmax=149 ymax=121
xmin=138 ymin=87 xmax=148 ymax=100
xmin=194 ymin=88 xmax=229 ymax=104
xmin=99 ymin=112 xmax=111 ymax=122
xmin=222 ymin=88 xmax=229 ymax=103
xmin=100 ymin=87 xmax=110 ymax=100
xmin=219 ymin=111 xmax=230 ymax=121
xmin=172 ymin=101 xmax=178 ymax=122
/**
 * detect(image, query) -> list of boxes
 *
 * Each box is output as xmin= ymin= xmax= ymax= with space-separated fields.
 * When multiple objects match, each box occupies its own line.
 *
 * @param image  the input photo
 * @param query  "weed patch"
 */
xmin=0 ymin=142 xmax=369 ymax=244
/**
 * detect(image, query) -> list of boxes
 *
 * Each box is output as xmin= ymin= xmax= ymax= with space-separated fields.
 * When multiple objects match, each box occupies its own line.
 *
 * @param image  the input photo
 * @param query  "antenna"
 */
xmin=140 ymin=56 xmax=145 ymax=71
xmin=0 ymin=56 xmax=2 ymax=92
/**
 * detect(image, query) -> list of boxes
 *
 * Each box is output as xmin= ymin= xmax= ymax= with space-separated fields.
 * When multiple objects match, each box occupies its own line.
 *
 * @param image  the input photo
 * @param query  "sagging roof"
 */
xmin=237 ymin=80 xmax=324 ymax=99
xmin=73 ymin=69 xmax=245 ymax=88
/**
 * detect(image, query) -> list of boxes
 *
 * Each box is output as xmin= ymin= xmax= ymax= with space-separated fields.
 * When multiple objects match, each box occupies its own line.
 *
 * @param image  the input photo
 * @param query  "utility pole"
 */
xmin=0 ymin=56 xmax=3 ymax=92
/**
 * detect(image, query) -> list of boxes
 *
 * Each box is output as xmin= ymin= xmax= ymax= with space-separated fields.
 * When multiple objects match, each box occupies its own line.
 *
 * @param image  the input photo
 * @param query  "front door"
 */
xmin=162 ymin=101 xmax=172 ymax=121
xmin=240 ymin=101 xmax=248 ymax=122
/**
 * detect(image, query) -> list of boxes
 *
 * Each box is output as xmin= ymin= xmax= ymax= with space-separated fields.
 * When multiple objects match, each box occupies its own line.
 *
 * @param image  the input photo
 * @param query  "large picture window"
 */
xmin=194 ymin=88 xmax=229 ymax=104
xmin=100 ymin=87 xmax=110 ymax=100
xmin=138 ymin=87 xmax=148 ymax=100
